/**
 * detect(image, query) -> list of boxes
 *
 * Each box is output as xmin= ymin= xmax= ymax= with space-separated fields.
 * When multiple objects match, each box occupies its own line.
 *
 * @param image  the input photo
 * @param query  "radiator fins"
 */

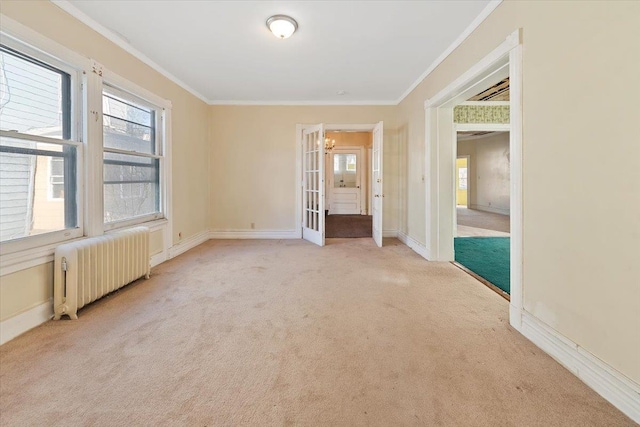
xmin=53 ymin=226 xmax=151 ymax=320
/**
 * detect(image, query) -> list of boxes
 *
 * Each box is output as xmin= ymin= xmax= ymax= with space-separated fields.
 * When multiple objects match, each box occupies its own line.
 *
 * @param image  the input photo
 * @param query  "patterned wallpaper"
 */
xmin=454 ymin=105 xmax=510 ymax=124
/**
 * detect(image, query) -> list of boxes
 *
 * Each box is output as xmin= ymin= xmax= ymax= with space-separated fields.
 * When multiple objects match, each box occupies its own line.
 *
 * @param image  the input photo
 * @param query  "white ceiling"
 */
xmin=58 ymin=0 xmax=498 ymax=104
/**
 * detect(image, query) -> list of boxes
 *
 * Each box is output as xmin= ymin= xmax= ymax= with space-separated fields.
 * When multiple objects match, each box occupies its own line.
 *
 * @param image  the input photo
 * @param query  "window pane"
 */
xmin=333 ymin=153 xmax=357 ymax=188
xmin=0 ymin=46 xmax=70 ymax=139
xmin=0 ymin=136 xmax=77 ymax=242
xmin=104 ymin=151 xmax=159 ymax=223
xmin=459 ymin=167 xmax=468 ymax=190
xmin=102 ymin=92 xmax=155 ymax=154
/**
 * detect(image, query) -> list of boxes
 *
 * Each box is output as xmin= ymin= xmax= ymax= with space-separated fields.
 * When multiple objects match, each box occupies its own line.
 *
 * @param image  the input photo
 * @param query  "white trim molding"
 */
xmin=167 ymin=230 xmax=210 ymax=259
xmin=0 ymin=300 xmax=53 ymax=345
xmin=521 ymin=312 xmax=640 ymax=424
xmin=209 ymin=230 xmax=299 ymax=240
xmin=208 ymin=100 xmax=396 ymax=106
xmin=0 ymin=244 xmax=57 ymax=277
xmin=150 ymin=251 xmax=167 ymax=268
xmin=454 ymin=123 xmax=511 ymax=132
xmin=397 ymin=231 xmax=430 ymax=260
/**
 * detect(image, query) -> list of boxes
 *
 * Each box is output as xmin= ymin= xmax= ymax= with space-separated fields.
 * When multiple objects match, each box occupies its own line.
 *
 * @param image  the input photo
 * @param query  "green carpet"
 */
xmin=454 ymin=237 xmax=510 ymax=294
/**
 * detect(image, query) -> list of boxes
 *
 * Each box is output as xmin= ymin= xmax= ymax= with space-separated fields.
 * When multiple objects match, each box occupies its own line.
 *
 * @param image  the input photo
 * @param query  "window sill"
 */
xmin=0 ymin=237 xmax=82 ymax=277
xmin=0 ymin=220 xmax=169 ymax=277
xmin=104 ymin=214 xmax=165 ymax=232
xmin=105 ymin=218 xmax=168 ymax=233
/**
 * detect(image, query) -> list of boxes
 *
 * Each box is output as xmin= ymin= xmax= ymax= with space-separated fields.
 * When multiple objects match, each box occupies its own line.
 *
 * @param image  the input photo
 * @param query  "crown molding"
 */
xmin=208 ymin=99 xmax=397 ymax=106
xmin=51 ymin=0 xmax=210 ymax=104
xmin=395 ymin=0 xmax=503 ymax=105
xmin=51 ymin=0 xmax=502 ymax=107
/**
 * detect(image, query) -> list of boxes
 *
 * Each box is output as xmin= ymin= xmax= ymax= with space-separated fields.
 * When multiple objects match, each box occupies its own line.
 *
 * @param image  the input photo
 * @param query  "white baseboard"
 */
xmin=383 ymin=230 xmax=398 ymax=238
xmin=150 ymin=251 xmax=167 ymax=268
xmin=509 ymin=303 xmax=522 ymax=330
xmin=469 ymin=204 xmax=510 ymax=216
xmin=209 ymin=230 xmax=299 ymax=239
xmin=520 ymin=311 xmax=640 ymax=423
xmin=167 ymin=231 xmax=210 ymax=259
xmin=397 ymin=231 xmax=430 ymax=260
xmin=0 ymin=299 xmax=53 ymax=345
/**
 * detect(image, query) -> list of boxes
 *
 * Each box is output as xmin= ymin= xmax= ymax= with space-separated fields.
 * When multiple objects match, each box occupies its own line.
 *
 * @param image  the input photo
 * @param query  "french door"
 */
xmin=372 ymin=121 xmax=384 ymax=247
xmin=302 ymin=124 xmax=325 ymax=246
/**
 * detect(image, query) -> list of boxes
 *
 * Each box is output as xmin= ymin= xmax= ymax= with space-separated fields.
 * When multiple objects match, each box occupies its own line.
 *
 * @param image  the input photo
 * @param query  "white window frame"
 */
xmin=0 ymin=27 xmax=85 ymax=256
xmin=0 ymin=16 xmax=172 ymax=276
xmin=100 ymin=79 xmax=171 ymax=232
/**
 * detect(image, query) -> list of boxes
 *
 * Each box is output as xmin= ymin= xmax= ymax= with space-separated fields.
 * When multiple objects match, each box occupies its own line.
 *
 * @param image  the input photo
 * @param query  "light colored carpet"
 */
xmin=457 ymin=207 xmax=510 ymax=234
xmin=0 ymin=239 xmax=633 ymax=426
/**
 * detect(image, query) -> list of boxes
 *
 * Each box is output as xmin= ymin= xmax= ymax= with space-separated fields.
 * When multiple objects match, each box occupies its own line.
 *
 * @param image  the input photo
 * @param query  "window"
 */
xmin=102 ymin=86 xmax=163 ymax=226
xmin=458 ymin=167 xmax=468 ymax=190
xmin=0 ymin=44 xmax=79 ymax=244
xmin=0 ymin=24 xmax=171 ymax=271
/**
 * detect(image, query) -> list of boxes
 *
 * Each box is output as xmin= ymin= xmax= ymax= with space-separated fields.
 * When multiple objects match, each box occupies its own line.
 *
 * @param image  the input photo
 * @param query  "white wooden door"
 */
xmin=372 ymin=121 xmax=383 ymax=247
xmin=302 ymin=124 xmax=325 ymax=246
xmin=329 ymin=149 xmax=361 ymax=215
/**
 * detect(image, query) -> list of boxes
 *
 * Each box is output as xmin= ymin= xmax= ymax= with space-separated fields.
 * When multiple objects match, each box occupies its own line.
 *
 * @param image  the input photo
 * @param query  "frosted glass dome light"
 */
xmin=266 ymin=15 xmax=298 ymax=39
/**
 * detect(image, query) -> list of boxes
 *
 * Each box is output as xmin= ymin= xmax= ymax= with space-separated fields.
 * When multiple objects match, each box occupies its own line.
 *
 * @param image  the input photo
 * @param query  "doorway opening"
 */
xmin=325 ymin=131 xmax=372 ymax=238
xmin=453 ymin=77 xmax=511 ymax=298
xmin=424 ymin=29 xmax=523 ymax=328
xmin=297 ymin=122 xmax=384 ymax=247
xmin=455 ymin=128 xmax=511 ymax=299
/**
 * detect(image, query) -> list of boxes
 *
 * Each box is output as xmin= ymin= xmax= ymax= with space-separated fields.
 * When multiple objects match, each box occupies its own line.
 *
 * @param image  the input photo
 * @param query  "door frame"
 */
xmin=327 ymin=146 xmax=366 ymax=215
xmin=296 ymin=123 xmax=378 ymax=239
xmin=423 ymin=29 xmax=523 ymax=329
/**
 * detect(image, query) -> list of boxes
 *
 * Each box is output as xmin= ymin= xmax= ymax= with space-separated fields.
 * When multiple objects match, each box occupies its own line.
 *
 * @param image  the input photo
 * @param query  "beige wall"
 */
xmin=457 ymin=133 xmax=510 ymax=215
xmin=395 ymin=0 xmax=640 ymax=383
xmin=0 ymin=1 xmax=210 ymax=321
xmin=209 ymin=106 xmax=398 ymax=232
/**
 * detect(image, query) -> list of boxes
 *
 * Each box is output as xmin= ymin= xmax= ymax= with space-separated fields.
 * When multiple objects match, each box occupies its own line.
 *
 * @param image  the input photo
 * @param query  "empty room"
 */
xmin=0 ymin=1 xmax=639 ymax=426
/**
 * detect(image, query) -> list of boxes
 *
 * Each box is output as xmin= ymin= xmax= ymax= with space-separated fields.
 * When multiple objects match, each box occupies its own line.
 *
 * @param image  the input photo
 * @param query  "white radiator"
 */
xmin=53 ymin=226 xmax=151 ymax=320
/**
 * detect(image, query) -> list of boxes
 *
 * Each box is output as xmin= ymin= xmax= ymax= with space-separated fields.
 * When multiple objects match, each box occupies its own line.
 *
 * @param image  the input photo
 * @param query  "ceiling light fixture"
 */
xmin=266 ymin=15 xmax=298 ymax=39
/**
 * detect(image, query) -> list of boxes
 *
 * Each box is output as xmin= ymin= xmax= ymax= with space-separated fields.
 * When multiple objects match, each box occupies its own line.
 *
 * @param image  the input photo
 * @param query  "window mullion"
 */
xmin=83 ymin=61 xmax=105 ymax=237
